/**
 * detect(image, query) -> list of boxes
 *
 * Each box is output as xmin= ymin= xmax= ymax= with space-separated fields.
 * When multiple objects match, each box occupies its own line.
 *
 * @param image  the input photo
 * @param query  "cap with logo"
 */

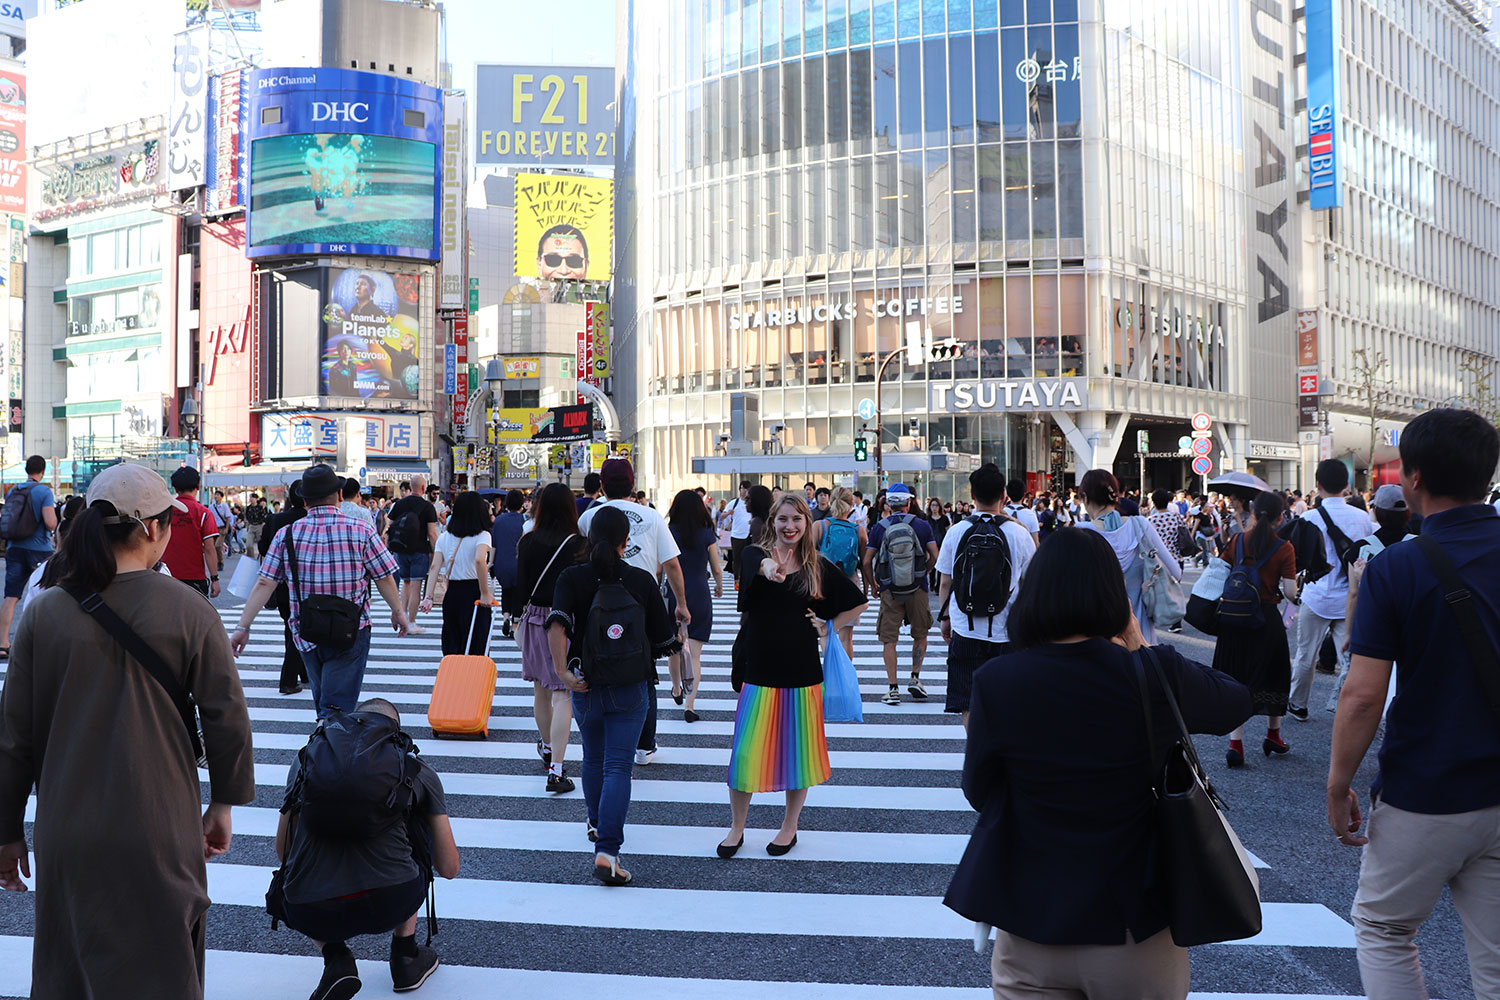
xmin=87 ymin=463 xmax=188 ymax=522
xmin=886 ymin=483 xmax=913 ymax=505
xmin=1371 ymin=484 xmax=1408 ymax=511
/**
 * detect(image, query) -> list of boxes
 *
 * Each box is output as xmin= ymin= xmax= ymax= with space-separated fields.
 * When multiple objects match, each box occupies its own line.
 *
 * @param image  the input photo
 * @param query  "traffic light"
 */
xmin=854 ymin=437 xmax=868 ymax=462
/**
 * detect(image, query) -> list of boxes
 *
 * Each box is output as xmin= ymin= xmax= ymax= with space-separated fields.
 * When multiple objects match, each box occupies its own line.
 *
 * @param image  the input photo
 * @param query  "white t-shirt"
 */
xmin=434 ymin=530 xmax=491 ymax=581
xmin=727 ymin=496 xmax=753 ymax=539
xmin=850 ymin=504 xmax=868 ymax=528
xmin=1004 ymin=503 xmax=1040 ymax=537
xmin=1297 ymin=497 xmax=1375 ymax=619
xmin=212 ymin=502 xmax=232 ymax=529
xmin=936 ymin=512 xmax=1036 ymax=642
xmin=577 ymin=498 xmax=682 ymax=576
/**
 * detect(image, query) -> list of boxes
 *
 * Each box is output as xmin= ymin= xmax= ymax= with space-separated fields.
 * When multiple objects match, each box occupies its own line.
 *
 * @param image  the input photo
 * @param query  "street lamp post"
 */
xmin=873 ymin=337 xmax=964 ymax=486
xmin=483 ymin=359 xmax=505 ymax=488
xmin=180 ymin=397 xmax=201 ymax=473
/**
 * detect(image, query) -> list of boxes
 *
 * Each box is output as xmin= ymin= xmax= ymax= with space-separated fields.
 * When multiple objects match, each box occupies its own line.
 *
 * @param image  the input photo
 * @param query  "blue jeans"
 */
xmin=298 ymin=627 xmax=373 ymax=717
xmin=571 ymin=681 xmax=650 ymax=857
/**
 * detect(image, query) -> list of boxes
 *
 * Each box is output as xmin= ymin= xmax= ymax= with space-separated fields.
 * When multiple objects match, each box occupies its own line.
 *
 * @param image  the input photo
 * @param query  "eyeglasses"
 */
xmin=542 ymin=253 xmax=586 ymax=269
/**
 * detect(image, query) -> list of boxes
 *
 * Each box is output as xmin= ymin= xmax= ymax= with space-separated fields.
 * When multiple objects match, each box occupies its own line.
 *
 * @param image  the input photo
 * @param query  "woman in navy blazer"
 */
xmin=945 ymin=527 xmax=1251 ymax=999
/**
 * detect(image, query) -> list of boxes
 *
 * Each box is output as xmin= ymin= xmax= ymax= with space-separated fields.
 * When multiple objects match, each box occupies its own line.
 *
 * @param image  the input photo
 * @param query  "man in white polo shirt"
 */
xmin=725 ymin=480 xmax=753 ymax=575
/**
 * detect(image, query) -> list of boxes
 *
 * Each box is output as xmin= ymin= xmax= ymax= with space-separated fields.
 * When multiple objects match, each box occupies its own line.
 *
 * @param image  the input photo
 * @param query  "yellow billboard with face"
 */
xmin=513 ymin=173 xmax=613 ymax=283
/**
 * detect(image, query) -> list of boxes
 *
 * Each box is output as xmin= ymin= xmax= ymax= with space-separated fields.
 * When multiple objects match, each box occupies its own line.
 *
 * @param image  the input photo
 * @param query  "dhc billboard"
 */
xmin=1306 ymin=0 xmax=1342 ymax=210
xmin=245 ymin=68 xmax=443 ymax=260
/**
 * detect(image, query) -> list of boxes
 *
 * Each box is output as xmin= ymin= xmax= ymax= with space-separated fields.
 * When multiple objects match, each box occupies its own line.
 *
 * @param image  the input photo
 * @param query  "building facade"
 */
xmin=616 ymin=0 xmax=1499 ymax=500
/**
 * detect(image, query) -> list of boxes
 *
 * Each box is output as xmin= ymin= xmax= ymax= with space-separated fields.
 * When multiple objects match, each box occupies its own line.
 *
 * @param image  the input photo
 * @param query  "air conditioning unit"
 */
xmin=898 ymin=435 xmax=926 ymax=452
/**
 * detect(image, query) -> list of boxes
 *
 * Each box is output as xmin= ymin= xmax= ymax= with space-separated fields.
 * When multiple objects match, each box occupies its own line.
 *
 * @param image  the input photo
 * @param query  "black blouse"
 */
xmin=733 ymin=546 xmax=867 ymax=690
xmin=507 ymin=531 xmax=586 ymax=616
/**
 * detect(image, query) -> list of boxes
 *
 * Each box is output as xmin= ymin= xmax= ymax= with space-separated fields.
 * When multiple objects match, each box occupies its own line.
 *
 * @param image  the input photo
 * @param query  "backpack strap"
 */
xmin=1414 ymin=534 xmax=1500 ymax=723
xmin=63 ymin=585 xmax=204 ymax=761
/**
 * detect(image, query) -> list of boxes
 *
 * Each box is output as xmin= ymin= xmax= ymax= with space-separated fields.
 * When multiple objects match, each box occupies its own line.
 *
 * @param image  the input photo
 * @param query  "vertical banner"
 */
xmin=439 ymin=92 xmax=468 ymax=311
xmin=0 ymin=69 xmax=25 ymax=214
xmin=453 ymin=312 xmax=469 ymax=427
xmin=587 ymin=301 xmax=611 ymax=379
xmin=169 ymin=27 xmax=209 ymax=191
xmin=1306 ymin=0 xmax=1342 ymax=210
xmin=576 ymin=329 xmax=589 ymax=389
xmin=443 ymin=344 xmax=457 ymax=394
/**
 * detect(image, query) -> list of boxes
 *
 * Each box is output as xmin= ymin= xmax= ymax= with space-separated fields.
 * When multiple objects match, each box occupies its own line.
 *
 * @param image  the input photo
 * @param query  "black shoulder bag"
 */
xmin=1414 ymin=534 xmax=1500 ymax=723
xmin=1133 ymin=645 xmax=1262 ymax=946
xmin=64 ymin=586 xmax=206 ymax=766
xmin=286 ymin=523 xmax=362 ymax=651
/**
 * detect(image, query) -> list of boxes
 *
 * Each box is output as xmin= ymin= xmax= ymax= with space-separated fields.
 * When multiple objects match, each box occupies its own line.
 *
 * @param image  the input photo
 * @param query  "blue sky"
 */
xmin=446 ymin=0 xmax=617 ymax=95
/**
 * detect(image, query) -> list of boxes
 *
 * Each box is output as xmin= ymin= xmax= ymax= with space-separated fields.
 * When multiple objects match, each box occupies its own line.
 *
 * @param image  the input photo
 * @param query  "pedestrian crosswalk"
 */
xmin=0 ymin=586 xmax=1372 ymax=1000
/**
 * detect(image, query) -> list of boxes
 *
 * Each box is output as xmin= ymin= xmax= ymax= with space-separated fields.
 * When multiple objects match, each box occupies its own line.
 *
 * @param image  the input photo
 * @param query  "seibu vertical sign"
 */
xmin=452 ymin=312 xmax=468 ymax=427
xmin=1305 ymin=0 xmax=1342 ymax=210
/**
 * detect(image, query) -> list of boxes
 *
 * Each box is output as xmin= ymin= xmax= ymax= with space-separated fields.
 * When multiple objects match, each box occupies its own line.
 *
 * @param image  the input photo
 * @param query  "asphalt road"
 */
xmin=0 ymin=553 xmax=1476 ymax=999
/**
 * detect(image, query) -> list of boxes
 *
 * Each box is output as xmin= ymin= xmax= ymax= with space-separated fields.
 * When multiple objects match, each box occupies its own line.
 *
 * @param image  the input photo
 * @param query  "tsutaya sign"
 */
xmin=930 ymin=378 xmax=1088 ymax=413
xmin=729 ymin=295 xmax=963 ymax=330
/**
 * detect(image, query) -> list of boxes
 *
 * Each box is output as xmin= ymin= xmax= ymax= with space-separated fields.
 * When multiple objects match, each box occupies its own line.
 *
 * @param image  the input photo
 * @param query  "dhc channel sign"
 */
xmin=245 ymin=68 xmax=444 ymax=261
xmin=1306 ymin=0 xmax=1342 ymax=210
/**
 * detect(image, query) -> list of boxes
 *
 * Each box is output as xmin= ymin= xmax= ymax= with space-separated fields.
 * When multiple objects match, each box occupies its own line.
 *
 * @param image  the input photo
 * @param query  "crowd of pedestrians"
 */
xmin=0 ymin=403 xmax=1495 ymax=1000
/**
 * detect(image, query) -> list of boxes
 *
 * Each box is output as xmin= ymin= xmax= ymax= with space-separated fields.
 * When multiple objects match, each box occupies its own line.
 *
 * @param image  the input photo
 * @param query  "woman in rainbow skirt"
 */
xmin=718 ymin=493 xmax=868 ymax=858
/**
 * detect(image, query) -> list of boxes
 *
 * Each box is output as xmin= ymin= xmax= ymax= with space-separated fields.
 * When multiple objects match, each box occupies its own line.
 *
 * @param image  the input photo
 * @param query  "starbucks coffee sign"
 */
xmin=930 ymin=378 xmax=1088 ymax=413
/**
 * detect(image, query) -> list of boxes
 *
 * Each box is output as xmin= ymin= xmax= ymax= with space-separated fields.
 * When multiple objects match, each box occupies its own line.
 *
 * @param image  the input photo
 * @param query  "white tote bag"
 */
xmin=226 ymin=555 xmax=262 ymax=599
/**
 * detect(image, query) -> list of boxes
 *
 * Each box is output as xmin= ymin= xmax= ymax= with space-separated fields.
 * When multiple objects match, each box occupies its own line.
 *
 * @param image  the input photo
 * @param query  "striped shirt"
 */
xmin=259 ymin=504 xmax=400 ymax=651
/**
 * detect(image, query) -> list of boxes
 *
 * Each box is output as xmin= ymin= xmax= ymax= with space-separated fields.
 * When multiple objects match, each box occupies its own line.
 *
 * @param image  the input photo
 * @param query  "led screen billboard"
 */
xmin=513 ymin=173 xmax=613 ymax=282
xmin=246 ymin=67 xmax=442 ymax=260
xmin=475 ymin=65 xmax=614 ymax=167
xmin=321 ymin=266 xmax=422 ymax=400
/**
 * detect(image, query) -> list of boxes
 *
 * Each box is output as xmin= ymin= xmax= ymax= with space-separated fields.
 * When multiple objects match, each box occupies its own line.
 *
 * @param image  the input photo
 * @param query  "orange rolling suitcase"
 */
xmin=428 ymin=599 xmax=498 ymax=739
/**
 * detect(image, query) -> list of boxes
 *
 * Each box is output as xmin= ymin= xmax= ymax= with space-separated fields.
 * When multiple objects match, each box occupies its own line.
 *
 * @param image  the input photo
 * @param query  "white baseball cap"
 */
xmin=86 ymin=463 xmax=187 ymax=522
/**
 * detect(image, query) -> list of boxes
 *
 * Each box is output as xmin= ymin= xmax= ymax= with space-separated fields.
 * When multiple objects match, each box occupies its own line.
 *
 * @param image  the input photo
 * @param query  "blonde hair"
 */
xmin=829 ymin=485 xmax=855 ymax=520
xmin=758 ymin=493 xmax=823 ymax=600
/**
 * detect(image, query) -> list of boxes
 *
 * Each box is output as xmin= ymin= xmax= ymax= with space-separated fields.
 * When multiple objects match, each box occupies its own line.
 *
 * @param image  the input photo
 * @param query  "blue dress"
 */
xmin=666 ymin=525 xmax=716 ymax=642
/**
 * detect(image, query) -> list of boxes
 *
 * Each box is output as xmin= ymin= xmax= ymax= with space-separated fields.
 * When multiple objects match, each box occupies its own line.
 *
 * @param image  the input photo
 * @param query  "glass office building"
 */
xmin=615 ymin=0 xmax=1307 ymax=497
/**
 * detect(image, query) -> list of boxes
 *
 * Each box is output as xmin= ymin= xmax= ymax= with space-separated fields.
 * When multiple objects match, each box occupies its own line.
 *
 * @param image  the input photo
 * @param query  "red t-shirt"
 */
xmin=162 ymin=493 xmax=219 ymax=581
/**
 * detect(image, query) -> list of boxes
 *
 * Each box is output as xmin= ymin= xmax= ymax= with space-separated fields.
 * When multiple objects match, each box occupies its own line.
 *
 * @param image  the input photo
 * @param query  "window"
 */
xmin=873 ymin=44 xmax=897 ymax=151
xmin=923 ymin=38 xmax=947 ymax=146
xmin=898 ymin=41 xmax=922 ymax=147
xmin=949 ymin=34 xmax=974 ymax=144
xmin=974 ymin=32 xmax=1001 ymax=142
xmin=826 ymin=51 xmax=848 ymax=156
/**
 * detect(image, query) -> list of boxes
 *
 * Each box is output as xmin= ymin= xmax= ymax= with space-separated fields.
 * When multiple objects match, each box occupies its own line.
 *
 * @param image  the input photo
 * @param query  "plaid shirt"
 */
xmin=259 ymin=504 xmax=400 ymax=651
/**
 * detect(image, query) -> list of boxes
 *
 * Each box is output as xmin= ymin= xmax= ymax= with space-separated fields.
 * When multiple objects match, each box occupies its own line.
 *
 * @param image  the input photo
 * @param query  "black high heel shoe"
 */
xmin=716 ymin=835 xmax=744 ymax=859
xmin=1263 ymin=735 xmax=1290 ymax=756
xmin=1226 ymin=746 xmax=1245 ymax=768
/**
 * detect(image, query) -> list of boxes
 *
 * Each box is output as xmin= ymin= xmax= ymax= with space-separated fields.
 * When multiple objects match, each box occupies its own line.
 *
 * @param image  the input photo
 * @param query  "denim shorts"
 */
xmin=3 ymin=549 xmax=46 ymax=600
xmin=394 ymin=551 xmax=431 ymax=582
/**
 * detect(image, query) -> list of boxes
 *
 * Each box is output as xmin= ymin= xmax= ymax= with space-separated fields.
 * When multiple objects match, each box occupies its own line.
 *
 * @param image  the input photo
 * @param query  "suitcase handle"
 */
xmin=467 ymin=598 xmax=497 ymax=657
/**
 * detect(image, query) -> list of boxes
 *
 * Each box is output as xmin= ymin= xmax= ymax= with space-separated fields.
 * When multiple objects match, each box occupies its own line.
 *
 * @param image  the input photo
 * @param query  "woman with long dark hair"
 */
xmin=0 ymin=463 xmax=254 ymax=998
xmin=511 ymin=482 xmax=586 ymax=794
xmin=945 ymin=527 xmax=1250 ymax=999
xmin=718 ymin=494 xmax=867 ymax=858
xmin=745 ymin=484 xmax=773 ymax=545
xmin=1075 ymin=469 xmax=1181 ymax=644
xmin=665 ymin=489 xmax=723 ymax=722
xmin=260 ymin=483 xmax=309 ymax=695
xmin=925 ymin=497 xmax=950 ymax=589
xmin=419 ymin=491 xmax=495 ymax=656
xmin=1213 ymin=490 xmax=1298 ymax=767
xmin=547 ymin=506 xmax=677 ymax=885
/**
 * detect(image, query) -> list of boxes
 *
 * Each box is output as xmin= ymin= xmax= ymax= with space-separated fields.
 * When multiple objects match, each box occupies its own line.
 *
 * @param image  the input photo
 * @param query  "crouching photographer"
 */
xmin=268 ymin=698 xmax=460 ymax=1000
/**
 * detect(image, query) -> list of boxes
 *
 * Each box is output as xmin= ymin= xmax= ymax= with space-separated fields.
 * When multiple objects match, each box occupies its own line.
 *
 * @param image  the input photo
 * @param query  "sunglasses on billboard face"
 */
xmin=542 ymin=253 xmax=586 ymax=269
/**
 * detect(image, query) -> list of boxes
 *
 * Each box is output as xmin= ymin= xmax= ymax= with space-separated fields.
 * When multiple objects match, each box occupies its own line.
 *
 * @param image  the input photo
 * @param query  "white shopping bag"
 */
xmin=226 ymin=555 xmax=262 ymax=599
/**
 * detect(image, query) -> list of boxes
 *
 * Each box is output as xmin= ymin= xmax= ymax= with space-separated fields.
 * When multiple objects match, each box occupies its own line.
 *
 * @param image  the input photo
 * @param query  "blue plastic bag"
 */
xmin=822 ymin=628 xmax=864 ymax=723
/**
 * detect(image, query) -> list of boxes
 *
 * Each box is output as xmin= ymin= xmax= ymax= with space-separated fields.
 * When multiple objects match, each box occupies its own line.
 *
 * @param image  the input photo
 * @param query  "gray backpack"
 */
xmin=875 ymin=514 xmax=925 ymax=596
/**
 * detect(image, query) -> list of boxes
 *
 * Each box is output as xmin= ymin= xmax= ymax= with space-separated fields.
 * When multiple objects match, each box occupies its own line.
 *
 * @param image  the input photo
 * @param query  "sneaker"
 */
xmin=907 ymin=675 xmax=928 ymax=700
xmin=1286 ymin=704 xmax=1309 ymax=722
xmin=407 ymin=624 xmax=428 ymax=635
xmin=311 ymin=948 xmax=361 ymax=1000
xmin=390 ymin=944 xmax=439 ymax=993
xmin=546 ymin=769 xmax=575 ymax=794
xmin=536 ymin=741 xmax=552 ymax=769
xmin=882 ymin=686 xmax=900 ymax=706
xmin=634 ymin=747 xmax=657 ymax=765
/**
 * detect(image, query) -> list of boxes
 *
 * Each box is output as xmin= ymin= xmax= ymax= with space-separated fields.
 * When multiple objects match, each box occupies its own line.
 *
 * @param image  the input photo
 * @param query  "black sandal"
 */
xmin=592 ymin=854 xmax=632 ymax=886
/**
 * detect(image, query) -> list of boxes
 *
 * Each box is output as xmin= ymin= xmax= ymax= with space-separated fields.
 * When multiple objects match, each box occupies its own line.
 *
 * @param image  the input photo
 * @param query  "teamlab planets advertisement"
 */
xmin=320 ymin=267 xmax=422 ymax=400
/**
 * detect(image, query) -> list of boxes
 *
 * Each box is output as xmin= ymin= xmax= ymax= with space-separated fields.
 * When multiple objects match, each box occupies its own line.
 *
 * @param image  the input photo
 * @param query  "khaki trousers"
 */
xmin=1353 ymin=798 xmax=1500 ymax=1000
xmin=991 ymin=927 xmax=1189 ymax=1000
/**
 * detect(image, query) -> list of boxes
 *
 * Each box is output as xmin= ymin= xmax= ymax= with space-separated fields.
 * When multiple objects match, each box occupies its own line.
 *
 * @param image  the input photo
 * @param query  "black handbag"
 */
xmin=1134 ymin=646 xmax=1262 ymax=947
xmin=286 ymin=524 xmax=362 ymax=651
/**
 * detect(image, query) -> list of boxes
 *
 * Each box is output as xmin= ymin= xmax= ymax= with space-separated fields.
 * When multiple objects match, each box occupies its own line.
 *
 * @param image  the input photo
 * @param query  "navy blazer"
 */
xmin=944 ymin=639 xmax=1251 ymax=945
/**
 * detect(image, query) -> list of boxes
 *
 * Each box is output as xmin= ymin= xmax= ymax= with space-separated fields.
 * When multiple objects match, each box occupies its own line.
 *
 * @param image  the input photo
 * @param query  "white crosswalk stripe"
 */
xmin=1 ymin=586 xmax=1361 ymax=998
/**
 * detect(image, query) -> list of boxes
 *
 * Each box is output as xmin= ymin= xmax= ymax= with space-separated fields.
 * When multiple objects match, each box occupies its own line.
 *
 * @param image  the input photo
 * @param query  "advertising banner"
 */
xmin=7 ymin=397 xmax=20 ymax=434
xmin=206 ymin=68 xmax=246 ymax=214
xmin=33 ymin=137 xmax=164 ymax=227
xmin=439 ymin=91 xmax=467 ymax=311
xmin=1296 ymin=309 xmax=1319 ymax=366
xmin=513 ymin=173 xmax=612 ymax=282
xmin=1306 ymin=0 xmax=1342 ymax=210
xmin=586 ymin=301 xmax=610 ymax=379
xmin=503 ymin=357 xmax=540 ymax=379
xmin=169 ymin=28 xmax=210 ymax=191
xmin=453 ymin=312 xmax=469 ymax=427
xmin=0 ymin=69 xmax=25 ymax=214
xmin=0 ymin=2 xmax=34 ymax=42
xmin=443 ymin=344 xmax=456 ymax=394
xmin=262 ymin=412 xmax=422 ymax=461
xmin=576 ymin=329 xmax=590 ymax=388
xmin=475 ymin=65 xmax=614 ymax=166
xmin=321 ymin=267 xmax=422 ymax=399
xmin=246 ymin=68 xmax=443 ymax=261
xmin=488 ymin=404 xmax=593 ymax=443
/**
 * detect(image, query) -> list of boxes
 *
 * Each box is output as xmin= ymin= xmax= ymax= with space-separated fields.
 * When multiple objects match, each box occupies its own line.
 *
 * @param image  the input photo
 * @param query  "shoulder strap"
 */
xmin=284 ymin=520 xmax=304 ymax=603
xmin=1317 ymin=505 xmax=1356 ymax=551
xmin=64 ymin=586 xmax=203 ymax=760
xmin=1414 ymin=534 xmax=1500 ymax=722
xmin=1131 ymin=650 xmax=1160 ymax=793
xmin=1141 ymin=645 xmax=1225 ymax=810
xmin=530 ymin=536 xmax=575 ymax=603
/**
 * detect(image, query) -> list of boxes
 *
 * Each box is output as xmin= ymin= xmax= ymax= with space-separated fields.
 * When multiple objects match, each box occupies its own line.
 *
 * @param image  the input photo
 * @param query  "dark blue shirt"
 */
xmin=489 ymin=511 xmax=527 ymax=589
xmin=1350 ymin=503 xmax=1500 ymax=814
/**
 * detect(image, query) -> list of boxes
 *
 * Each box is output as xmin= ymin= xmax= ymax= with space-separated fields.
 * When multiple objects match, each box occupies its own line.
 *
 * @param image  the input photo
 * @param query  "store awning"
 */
xmin=690 ymin=449 xmax=981 ymax=476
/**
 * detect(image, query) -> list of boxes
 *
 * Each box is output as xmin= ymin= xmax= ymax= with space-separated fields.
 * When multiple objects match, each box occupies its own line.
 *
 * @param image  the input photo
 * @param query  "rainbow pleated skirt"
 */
xmin=727 ymin=682 xmax=832 ymax=793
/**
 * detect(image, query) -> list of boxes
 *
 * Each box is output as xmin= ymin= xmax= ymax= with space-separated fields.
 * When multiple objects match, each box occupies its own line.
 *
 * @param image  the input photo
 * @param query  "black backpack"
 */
xmin=1217 ymin=538 xmax=1277 ymax=630
xmin=581 ymin=579 xmax=649 ymax=688
xmin=389 ymin=509 xmax=423 ymax=554
xmin=951 ymin=514 xmax=1013 ymax=637
xmin=282 ymin=709 xmax=421 ymax=841
xmin=0 ymin=482 xmax=39 ymax=542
